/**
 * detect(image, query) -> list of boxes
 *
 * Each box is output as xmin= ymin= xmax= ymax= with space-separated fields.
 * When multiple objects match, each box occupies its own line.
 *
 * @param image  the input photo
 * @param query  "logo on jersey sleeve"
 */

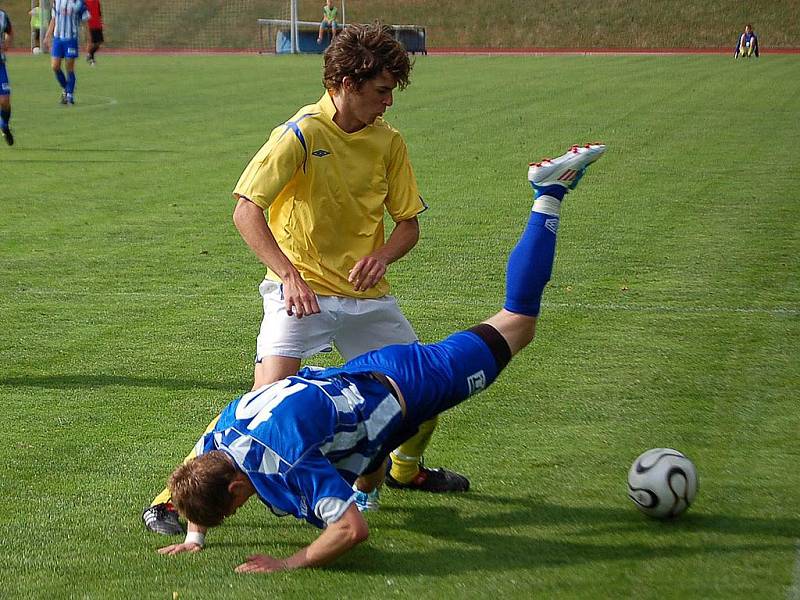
xmin=312 ymin=149 xmax=331 ymax=157
xmin=467 ymin=370 xmax=486 ymax=394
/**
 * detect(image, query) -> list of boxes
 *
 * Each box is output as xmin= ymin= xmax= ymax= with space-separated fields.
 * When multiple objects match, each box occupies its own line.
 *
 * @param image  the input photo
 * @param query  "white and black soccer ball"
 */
xmin=627 ymin=448 xmax=698 ymax=518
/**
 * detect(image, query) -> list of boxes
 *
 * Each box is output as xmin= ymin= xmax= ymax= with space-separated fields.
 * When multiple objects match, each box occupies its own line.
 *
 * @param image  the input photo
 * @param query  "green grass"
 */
xmin=1 ymin=54 xmax=799 ymax=599
xmin=4 ymin=0 xmax=800 ymax=50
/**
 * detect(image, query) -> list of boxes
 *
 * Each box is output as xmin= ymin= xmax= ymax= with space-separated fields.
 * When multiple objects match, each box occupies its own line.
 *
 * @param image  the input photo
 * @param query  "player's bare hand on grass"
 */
xmin=158 ymin=542 xmax=203 ymax=555
xmin=348 ymin=256 xmax=387 ymax=291
xmin=283 ymin=278 xmax=320 ymax=318
xmin=235 ymin=554 xmax=288 ymax=573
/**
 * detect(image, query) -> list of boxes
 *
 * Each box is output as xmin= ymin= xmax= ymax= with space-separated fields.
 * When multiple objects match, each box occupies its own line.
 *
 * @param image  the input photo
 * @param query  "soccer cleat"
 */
xmin=385 ymin=465 xmax=470 ymax=493
xmin=60 ymin=91 xmax=68 ymax=105
xmin=66 ymin=93 xmax=75 ymax=105
xmin=528 ymin=143 xmax=606 ymax=190
xmin=1 ymin=126 xmax=13 ymax=146
xmin=142 ymin=502 xmax=185 ymax=535
xmin=353 ymin=487 xmax=381 ymax=512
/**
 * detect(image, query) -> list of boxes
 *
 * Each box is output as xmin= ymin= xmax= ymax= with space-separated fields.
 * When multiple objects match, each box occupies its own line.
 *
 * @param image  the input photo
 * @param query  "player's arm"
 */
xmin=43 ymin=15 xmax=55 ymax=48
xmin=349 ymin=133 xmax=424 ymax=291
xmin=2 ymin=22 xmax=12 ymax=49
xmin=232 ymin=196 xmax=320 ymax=318
xmin=157 ymin=522 xmax=208 ymax=555
xmin=233 ymin=125 xmax=319 ymax=318
xmin=235 ymin=504 xmax=368 ymax=573
xmin=348 ymin=216 xmax=420 ymax=292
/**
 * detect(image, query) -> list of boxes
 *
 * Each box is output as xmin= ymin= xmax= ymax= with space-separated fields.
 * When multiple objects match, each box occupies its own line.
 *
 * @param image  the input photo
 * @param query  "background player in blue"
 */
xmin=158 ymin=143 xmax=607 ymax=573
xmin=734 ymin=24 xmax=759 ymax=58
xmin=0 ymin=7 xmax=13 ymax=145
xmin=43 ymin=0 xmax=89 ymax=104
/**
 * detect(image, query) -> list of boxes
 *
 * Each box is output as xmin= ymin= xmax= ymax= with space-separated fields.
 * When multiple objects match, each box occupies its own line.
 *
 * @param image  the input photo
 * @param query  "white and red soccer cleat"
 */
xmin=528 ymin=143 xmax=606 ymax=190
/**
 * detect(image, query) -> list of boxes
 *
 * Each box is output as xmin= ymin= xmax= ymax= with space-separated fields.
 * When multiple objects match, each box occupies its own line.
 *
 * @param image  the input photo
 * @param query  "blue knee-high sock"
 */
xmin=66 ymin=72 xmax=76 ymax=94
xmin=504 ymin=185 xmax=567 ymax=316
xmin=55 ymin=69 xmax=67 ymax=90
xmin=0 ymin=108 xmax=9 ymax=129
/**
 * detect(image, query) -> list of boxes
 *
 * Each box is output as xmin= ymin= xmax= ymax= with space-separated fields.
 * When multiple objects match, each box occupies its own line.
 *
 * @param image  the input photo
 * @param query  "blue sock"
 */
xmin=66 ymin=72 xmax=76 ymax=94
xmin=503 ymin=187 xmax=566 ymax=316
xmin=531 ymin=183 xmax=567 ymax=201
xmin=55 ymin=69 xmax=67 ymax=90
xmin=1 ymin=108 xmax=9 ymax=129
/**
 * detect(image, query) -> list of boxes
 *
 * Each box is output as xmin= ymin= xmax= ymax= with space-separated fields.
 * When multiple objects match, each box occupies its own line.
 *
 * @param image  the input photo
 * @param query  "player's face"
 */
xmin=350 ymin=70 xmax=397 ymax=126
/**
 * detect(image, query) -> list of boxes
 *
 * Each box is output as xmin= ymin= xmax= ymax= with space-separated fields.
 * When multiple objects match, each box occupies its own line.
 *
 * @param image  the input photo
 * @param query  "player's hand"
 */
xmin=235 ymin=554 xmax=289 ymax=573
xmin=348 ymin=256 xmax=387 ymax=292
xmin=157 ymin=542 xmax=203 ymax=555
xmin=282 ymin=277 xmax=320 ymax=319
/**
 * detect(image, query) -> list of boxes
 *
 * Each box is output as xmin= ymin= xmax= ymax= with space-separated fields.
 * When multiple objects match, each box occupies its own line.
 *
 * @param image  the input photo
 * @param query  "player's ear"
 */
xmin=227 ymin=473 xmax=248 ymax=496
xmin=342 ymin=76 xmax=358 ymax=93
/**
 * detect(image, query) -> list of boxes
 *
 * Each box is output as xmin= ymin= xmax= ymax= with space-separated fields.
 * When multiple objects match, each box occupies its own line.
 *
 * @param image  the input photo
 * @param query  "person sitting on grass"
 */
xmin=734 ymin=24 xmax=759 ymax=58
xmin=157 ymin=143 xmax=606 ymax=573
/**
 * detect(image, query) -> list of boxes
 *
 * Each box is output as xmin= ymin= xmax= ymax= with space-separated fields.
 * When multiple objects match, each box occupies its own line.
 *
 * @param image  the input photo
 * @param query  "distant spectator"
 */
xmin=29 ymin=4 xmax=42 ymax=52
xmin=84 ymin=0 xmax=103 ymax=65
xmin=317 ymin=0 xmax=338 ymax=45
xmin=734 ymin=24 xmax=759 ymax=58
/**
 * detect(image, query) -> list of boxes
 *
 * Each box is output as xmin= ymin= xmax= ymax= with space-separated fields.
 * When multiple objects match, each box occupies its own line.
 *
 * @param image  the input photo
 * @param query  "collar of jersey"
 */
xmin=319 ymin=91 xmax=383 ymax=137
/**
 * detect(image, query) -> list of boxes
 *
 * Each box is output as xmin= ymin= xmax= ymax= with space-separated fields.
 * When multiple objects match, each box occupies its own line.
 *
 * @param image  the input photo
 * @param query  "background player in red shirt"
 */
xmin=84 ymin=0 xmax=102 ymax=65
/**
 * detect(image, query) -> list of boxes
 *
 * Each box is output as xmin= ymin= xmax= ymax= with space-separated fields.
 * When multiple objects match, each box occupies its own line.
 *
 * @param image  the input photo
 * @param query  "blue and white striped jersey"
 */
xmin=51 ymin=0 xmax=89 ymax=40
xmin=194 ymin=371 xmax=403 ymax=528
xmin=0 ymin=10 xmax=11 ymax=64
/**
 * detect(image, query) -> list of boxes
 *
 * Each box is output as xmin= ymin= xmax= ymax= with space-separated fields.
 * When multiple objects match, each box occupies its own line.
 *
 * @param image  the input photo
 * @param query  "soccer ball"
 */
xmin=627 ymin=448 xmax=698 ymax=518
xmin=32 ymin=47 xmax=41 ymax=55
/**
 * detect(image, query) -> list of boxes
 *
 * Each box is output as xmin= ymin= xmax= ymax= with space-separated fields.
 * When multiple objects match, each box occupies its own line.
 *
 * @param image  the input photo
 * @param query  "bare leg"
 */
xmin=482 ymin=309 xmax=537 ymax=356
xmin=355 ymin=457 xmax=389 ymax=492
xmin=253 ymin=355 xmax=301 ymax=390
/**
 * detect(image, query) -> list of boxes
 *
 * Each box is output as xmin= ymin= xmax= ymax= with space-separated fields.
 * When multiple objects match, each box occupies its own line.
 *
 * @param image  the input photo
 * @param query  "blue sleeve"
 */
xmin=285 ymin=450 xmax=356 ymax=528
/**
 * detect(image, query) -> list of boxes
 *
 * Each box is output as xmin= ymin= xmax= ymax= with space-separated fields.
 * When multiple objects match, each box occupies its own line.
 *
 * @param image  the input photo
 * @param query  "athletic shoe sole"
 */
xmin=528 ymin=143 xmax=606 ymax=188
xmin=142 ymin=503 xmax=185 ymax=535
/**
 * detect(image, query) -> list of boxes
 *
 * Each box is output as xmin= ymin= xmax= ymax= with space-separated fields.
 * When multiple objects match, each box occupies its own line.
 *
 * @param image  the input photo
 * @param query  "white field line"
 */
xmin=51 ymin=95 xmax=119 ymax=111
xmin=9 ymin=289 xmax=799 ymax=316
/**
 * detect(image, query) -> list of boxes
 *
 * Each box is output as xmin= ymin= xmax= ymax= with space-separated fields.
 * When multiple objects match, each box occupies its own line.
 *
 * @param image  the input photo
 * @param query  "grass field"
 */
xmin=1 ymin=53 xmax=799 ymax=599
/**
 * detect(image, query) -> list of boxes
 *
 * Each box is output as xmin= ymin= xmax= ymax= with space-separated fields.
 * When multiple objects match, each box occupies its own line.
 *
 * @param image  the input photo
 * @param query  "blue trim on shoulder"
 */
xmin=279 ymin=112 xmax=318 ymax=173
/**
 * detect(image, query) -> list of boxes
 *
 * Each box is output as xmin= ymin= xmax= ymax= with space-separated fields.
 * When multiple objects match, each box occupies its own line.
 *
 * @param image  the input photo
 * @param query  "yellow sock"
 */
xmin=389 ymin=417 xmax=438 ymax=483
xmin=150 ymin=414 xmax=221 ymax=506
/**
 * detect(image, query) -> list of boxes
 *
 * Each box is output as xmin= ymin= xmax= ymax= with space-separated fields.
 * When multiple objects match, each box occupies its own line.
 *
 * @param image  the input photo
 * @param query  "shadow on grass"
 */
xmin=0 ymin=374 xmax=240 ymax=393
xmin=335 ymin=494 xmax=799 ymax=575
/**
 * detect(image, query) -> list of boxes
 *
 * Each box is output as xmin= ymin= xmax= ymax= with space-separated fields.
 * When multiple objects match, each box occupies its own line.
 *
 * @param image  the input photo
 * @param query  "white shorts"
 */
xmin=256 ymin=279 xmax=418 ymax=362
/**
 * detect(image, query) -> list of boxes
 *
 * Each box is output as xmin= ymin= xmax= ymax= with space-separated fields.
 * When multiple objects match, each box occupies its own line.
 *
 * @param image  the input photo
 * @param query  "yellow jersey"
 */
xmin=234 ymin=92 xmax=425 ymax=298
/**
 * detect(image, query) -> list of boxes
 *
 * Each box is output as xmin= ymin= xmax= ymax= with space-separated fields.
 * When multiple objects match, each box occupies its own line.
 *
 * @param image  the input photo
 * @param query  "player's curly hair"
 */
xmin=323 ymin=22 xmax=412 ymax=92
xmin=169 ymin=451 xmax=238 ymax=528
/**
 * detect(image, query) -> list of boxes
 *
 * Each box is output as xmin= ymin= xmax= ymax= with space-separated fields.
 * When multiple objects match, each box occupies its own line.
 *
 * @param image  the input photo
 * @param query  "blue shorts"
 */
xmin=321 ymin=20 xmax=338 ymax=29
xmin=0 ymin=63 xmax=9 ymax=96
xmin=335 ymin=331 xmax=500 ymax=427
xmin=51 ymin=37 xmax=79 ymax=59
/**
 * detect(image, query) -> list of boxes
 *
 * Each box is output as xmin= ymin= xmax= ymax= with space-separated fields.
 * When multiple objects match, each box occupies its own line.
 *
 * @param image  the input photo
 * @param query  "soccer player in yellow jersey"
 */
xmin=143 ymin=23 xmax=468 ymax=536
